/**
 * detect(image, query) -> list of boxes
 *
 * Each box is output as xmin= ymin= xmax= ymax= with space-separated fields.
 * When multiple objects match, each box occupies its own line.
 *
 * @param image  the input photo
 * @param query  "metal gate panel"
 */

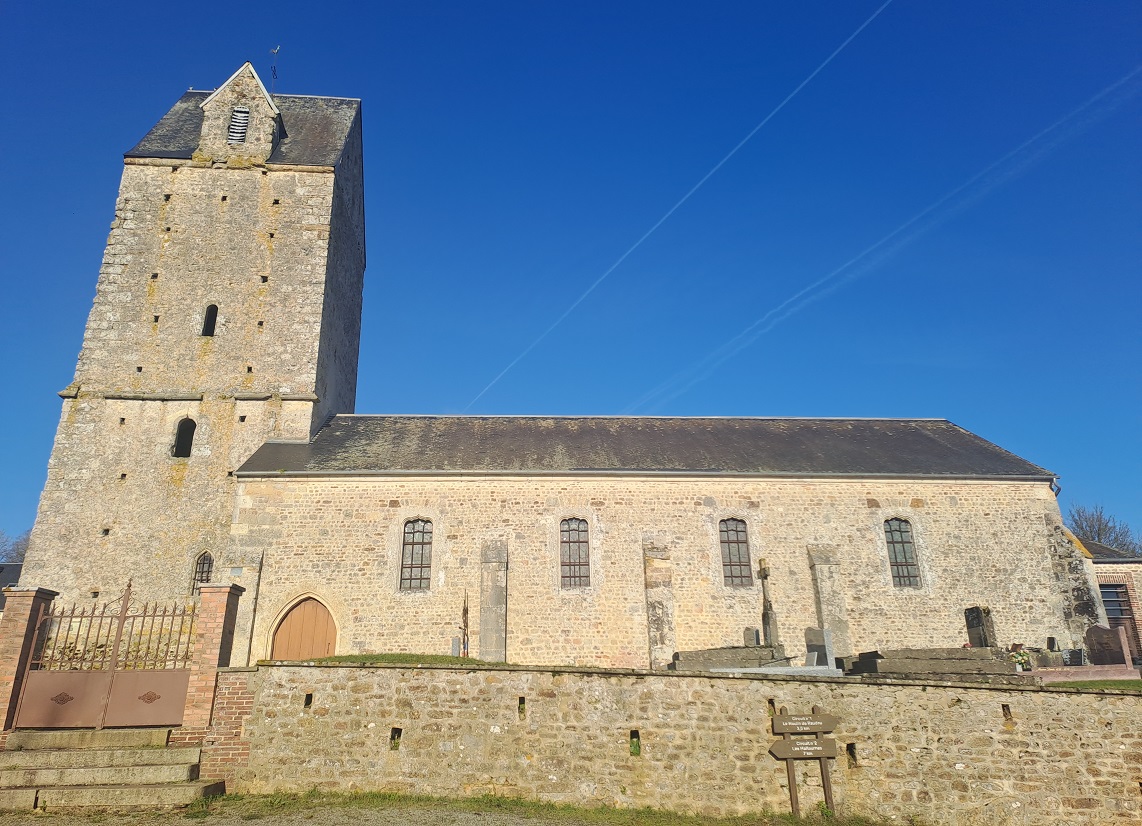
xmin=13 ymin=582 xmax=196 ymax=730
xmin=103 ymin=671 xmax=189 ymax=728
xmin=16 ymin=671 xmax=113 ymax=728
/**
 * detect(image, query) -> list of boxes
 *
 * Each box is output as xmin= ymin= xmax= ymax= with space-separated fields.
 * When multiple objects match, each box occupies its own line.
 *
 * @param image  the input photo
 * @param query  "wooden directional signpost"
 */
xmin=770 ymin=705 xmax=839 ymax=816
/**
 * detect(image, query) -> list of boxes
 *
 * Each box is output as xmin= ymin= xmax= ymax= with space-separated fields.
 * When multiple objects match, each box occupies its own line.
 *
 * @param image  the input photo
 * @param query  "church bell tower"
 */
xmin=22 ymin=64 xmax=365 ymax=603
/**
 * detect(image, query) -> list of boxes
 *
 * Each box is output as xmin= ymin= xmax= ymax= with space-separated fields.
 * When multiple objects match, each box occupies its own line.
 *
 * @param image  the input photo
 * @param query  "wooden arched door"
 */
xmin=271 ymin=598 xmax=336 ymax=660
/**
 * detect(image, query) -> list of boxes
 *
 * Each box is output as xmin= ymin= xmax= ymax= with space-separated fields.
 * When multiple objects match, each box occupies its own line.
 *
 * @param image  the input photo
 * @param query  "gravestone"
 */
xmin=1061 ymin=649 xmax=1084 ymax=666
xmin=1085 ymin=624 xmax=1128 ymax=666
xmin=964 ymin=606 xmax=994 ymax=648
xmin=805 ymin=627 xmax=836 ymax=669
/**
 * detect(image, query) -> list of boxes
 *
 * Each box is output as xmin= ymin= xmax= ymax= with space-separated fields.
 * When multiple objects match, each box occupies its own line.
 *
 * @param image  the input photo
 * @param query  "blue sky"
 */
xmin=1 ymin=1 xmax=1139 ymax=538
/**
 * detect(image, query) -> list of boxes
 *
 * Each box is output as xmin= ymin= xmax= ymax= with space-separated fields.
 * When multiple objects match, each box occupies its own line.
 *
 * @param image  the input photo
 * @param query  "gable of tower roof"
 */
xmin=125 ymin=92 xmax=360 ymax=166
xmin=200 ymin=62 xmax=280 ymax=115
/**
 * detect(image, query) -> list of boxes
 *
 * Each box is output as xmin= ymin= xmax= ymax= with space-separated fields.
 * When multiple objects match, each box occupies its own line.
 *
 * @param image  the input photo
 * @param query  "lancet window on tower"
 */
xmin=172 ymin=418 xmax=197 ymax=458
xmin=192 ymin=551 xmax=214 ymax=594
xmin=201 ymin=305 xmax=218 ymax=337
xmin=227 ymin=107 xmax=250 ymax=144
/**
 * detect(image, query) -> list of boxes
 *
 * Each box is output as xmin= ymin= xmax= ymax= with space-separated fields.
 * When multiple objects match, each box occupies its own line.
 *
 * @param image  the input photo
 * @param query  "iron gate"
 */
xmin=14 ymin=582 xmax=195 ymax=729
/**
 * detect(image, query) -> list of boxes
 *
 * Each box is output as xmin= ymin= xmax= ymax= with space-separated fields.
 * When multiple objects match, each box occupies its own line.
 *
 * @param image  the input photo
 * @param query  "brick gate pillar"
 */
xmin=0 ymin=588 xmax=59 ymax=733
xmin=178 ymin=584 xmax=244 ymax=741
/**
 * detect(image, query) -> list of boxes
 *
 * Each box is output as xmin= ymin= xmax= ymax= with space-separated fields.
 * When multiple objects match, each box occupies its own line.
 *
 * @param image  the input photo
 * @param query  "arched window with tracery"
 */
xmin=560 ymin=518 xmax=590 ymax=588
xmin=719 ymin=518 xmax=753 ymax=587
xmin=400 ymin=519 xmax=433 ymax=590
xmin=884 ymin=518 xmax=921 ymax=587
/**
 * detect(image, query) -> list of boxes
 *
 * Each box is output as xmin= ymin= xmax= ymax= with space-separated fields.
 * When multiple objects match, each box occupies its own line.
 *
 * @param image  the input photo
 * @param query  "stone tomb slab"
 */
xmin=1084 ymin=625 xmax=1128 ymax=666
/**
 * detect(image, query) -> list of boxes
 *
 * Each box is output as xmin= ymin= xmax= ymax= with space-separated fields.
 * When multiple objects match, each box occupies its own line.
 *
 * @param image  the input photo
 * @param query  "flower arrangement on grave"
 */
xmin=1009 ymin=648 xmax=1032 ymax=669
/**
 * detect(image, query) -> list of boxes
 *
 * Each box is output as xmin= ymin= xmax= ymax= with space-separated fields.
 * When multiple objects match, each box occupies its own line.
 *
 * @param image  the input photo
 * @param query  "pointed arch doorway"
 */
xmin=271 ymin=598 xmax=336 ymax=660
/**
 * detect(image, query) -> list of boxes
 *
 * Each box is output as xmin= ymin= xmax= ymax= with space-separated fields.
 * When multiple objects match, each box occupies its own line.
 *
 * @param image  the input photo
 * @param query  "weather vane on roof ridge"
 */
xmin=270 ymin=45 xmax=281 ymax=94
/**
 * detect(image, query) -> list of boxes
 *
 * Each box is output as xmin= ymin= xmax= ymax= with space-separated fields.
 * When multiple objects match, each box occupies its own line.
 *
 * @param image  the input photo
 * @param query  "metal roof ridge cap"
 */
xmin=272 ymin=94 xmax=362 ymax=102
xmin=234 ymin=469 xmax=1054 ymax=481
xmin=331 ymin=413 xmax=953 ymax=421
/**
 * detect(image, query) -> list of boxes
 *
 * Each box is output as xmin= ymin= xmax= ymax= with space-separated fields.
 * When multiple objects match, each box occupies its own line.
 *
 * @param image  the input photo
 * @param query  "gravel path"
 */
xmin=0 ymin=800 xmax=656 ymax=826
xmin=0 ymin=807 xmax=559 ymax=826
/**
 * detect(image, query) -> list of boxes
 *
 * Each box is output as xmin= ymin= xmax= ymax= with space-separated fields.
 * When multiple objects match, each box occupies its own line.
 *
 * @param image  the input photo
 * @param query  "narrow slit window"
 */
xmin=560 ymin=518 xmax=590 ymax=588
xmin=172 ymin=417 xmax=196 ymax=458
xmin=719 ymin=518 xmax=753 ymax=587
xmin=884 ymin=518 xmax=921 ymax=587
xmin=228 ymin=107 xmax=250 ymax=144
xmin=192 ymin=551 xmax=214 ymax=594
xmin=400 ymin=519 xmax=432 ymax=590
xmin=201 ymin=305 xmax=218 ymax=337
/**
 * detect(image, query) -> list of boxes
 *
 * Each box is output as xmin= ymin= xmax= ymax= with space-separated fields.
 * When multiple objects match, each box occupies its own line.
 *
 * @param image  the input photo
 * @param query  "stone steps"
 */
xmin=5 ymin=728 xmax=170 ymax=751
xmin=0 ymin=746 xmax=201 ymax=770
xmin=0 ymin=759 xmax=200 ymax=788
xmin=0 ymin=780 xmax=225 ymax=810
xmin=0 ymin=729 xmax=222 ymax=811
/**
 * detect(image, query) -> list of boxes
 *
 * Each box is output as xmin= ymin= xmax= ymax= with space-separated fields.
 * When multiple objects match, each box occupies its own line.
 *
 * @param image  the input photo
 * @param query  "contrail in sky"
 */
xmin=462 ymin=0 xmax=896 ymax=412
xmin=624 ymin=65 xmax=1142 ymax=414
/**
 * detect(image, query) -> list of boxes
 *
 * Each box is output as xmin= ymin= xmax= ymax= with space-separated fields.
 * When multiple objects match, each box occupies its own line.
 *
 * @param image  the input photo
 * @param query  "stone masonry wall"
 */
xmin=24 ymin=395 xmax=311 ymax=603
xmin=69 ymin=162 xmax=336 ymax=396
xmin=229 ymin=474 xmax=1094 ymax=667
xmin=203 ymin=663 xmax=1141 ymax=826
xmin=311 ymin=109 xmax=365 ymax=432
xmin=24 ymin=142 xmax=364 ymax=604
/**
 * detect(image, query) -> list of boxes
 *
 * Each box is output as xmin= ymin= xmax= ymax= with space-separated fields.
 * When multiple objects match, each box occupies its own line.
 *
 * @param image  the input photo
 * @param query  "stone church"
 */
xmin=21 ymin=64 xmax=1104 ymax=669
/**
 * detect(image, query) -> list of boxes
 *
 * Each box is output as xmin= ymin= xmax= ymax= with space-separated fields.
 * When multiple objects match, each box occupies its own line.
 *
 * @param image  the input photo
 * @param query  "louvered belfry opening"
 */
xmin=227 ymin=106 xmax=250 ymax=143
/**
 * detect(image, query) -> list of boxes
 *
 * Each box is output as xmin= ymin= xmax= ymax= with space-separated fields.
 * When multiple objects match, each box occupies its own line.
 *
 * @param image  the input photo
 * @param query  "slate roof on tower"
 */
xmin=125 ymin=91 xmax=360 ymax=166
xmin=237 ymin=416 xmax=1055 ymax=480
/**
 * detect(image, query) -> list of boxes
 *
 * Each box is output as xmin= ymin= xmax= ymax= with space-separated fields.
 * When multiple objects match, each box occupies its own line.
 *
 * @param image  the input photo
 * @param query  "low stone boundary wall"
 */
xmin=202 ymin=663 xmax=1141 ymax=825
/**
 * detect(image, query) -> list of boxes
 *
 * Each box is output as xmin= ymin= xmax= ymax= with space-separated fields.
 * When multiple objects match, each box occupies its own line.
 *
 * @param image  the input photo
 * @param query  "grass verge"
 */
xmin=181 ymin=790 xmax=898 ymax=825
xmin=1045 ymin=678 xmax=1142 ymax=691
